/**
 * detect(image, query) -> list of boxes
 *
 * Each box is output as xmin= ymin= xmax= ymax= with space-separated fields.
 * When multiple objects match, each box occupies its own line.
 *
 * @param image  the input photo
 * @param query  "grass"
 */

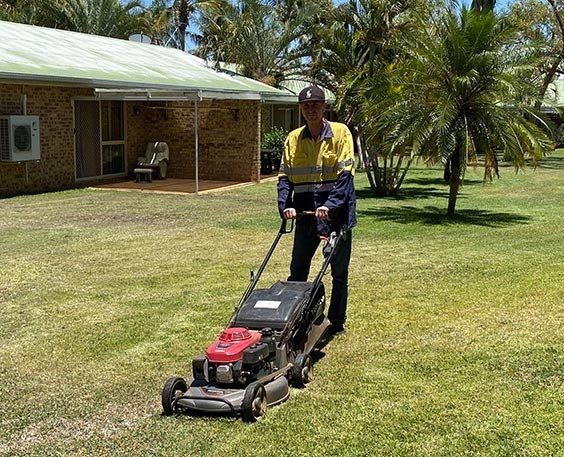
xmin=0 ymin=151 xmax=563 ymax=457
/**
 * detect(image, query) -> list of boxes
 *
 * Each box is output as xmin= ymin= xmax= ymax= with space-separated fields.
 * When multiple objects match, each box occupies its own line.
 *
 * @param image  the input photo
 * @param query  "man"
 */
xmin=277 ymin=85 xmax=356 ymax=335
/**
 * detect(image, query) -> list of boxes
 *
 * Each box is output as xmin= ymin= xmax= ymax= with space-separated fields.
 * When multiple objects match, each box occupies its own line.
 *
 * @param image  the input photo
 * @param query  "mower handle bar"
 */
xmin=235 ymin=213 xmax=345 ymax=316
xmin=277 ymin=228 xmax=346 ymax=345
xmin=279 ymin=211 xmax=316 ymax=234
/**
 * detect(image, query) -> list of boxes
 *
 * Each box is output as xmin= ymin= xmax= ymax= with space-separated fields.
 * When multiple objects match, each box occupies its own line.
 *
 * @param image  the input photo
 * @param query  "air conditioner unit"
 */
xmin=0 ymin=115 xmax=40 ymax=162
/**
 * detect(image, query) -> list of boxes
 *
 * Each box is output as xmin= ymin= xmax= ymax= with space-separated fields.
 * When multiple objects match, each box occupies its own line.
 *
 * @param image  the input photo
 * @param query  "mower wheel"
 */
xmin=292 ymin=354 xmax=313 ymax=388
xmin=241 ymin=382 xmax=267 ymax=423
xmin=162 ymin=376 xmax=187 ymax=416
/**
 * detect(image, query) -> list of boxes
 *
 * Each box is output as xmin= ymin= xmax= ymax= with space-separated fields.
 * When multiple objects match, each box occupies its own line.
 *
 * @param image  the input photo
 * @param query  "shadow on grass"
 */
xmin=355 ymin=186 xmax=450 ymax=201
xmin=356 ymin=177 xmax=485 ymax=201
xmin=358 ymin=206 xmax=532 ymax=227
xmin=535 ymin=156 xmax=564 ymax=169
xmin=404 ymin=177 xmax=484 ymax=186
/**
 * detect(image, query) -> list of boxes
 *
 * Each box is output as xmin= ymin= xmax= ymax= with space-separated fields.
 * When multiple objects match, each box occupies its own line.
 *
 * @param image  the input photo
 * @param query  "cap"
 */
xmin=298 ymin=85 xmax=325 ymax=103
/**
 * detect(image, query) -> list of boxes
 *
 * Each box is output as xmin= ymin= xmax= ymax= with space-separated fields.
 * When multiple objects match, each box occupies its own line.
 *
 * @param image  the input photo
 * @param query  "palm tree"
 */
xmin=50 ymin=0 xmax=146 ymax=39
xmin=142 ymin=0 xmax=172 ymax=45
xmin=310 ymin=0 xmax=418 ymax=195
xmin=471 ymin=0 xmax=495 ymax=13
xmin=0 ymin=0 xmax=54 ymax=24
xmin=367 ymin=7 xmax=552 ymax=216
xmin=195 ymin=0 xmax=324 ymax=86
xmin=162 ymin=0 xmax=228 ymax=51
xmin=1 ymin=0 xmax=147 ymax=39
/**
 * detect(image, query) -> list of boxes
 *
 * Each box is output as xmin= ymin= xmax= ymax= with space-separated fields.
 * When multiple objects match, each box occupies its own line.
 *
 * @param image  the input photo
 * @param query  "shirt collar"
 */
xmin=302 ymin=119 xmax=333 ymax=141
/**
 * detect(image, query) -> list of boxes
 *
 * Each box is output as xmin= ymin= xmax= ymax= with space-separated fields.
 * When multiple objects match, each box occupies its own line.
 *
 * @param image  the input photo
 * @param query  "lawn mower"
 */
xmin=161 ymin=213 xmax=345 ymax=422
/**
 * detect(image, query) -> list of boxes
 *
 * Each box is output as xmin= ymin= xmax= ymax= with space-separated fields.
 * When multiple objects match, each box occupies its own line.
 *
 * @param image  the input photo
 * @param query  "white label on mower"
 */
xmin=254 ymin=300 xmax=281 ymax=309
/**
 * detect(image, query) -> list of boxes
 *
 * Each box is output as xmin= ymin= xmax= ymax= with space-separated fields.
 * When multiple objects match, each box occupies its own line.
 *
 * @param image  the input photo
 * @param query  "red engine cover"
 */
xmin=205 ymin=327 xmax=262 ymax=363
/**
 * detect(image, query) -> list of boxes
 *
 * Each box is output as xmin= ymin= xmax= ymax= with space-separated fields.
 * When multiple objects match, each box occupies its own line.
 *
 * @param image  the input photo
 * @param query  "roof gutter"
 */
xmin=93 ymin=88 xmax=262 ymax=101
xmin=0 ymin=72 xmax=262 ymax=101
xmin=261 ymin=94 xmax=335 ymax=105
xmin=94 ymin=88 xmax=202 ymax=101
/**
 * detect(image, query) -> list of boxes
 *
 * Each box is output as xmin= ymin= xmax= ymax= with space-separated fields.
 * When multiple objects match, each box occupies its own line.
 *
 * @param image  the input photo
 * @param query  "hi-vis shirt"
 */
xmin=277 ymin=120 xmax=357 ymax=235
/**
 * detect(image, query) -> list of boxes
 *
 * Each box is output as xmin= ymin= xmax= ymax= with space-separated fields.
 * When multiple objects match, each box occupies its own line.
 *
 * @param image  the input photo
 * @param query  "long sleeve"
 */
xmin=277 ymin=177 xmax=293 ymax=217
xmin=324 ymin=127 xmax=355 ymax=211
xmin=323 ymin=171 xmax=354 ymax=211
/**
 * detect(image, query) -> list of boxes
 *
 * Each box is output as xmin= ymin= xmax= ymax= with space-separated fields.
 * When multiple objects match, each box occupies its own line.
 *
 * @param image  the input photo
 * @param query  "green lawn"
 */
xmin=0 ymin=151 xmax=563 ymax=457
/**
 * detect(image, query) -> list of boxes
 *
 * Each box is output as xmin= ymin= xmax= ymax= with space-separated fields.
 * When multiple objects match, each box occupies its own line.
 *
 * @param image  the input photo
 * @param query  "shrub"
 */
xmin=555 ymin=123 xmax=564 ymax=147
xmin=262 ymin=127 xmax=288 ymax=167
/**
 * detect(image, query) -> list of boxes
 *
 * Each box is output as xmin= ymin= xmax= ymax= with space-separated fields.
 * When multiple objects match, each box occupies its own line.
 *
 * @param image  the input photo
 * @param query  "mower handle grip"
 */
xmin=279 ymin=211 xmax=317 ymax=233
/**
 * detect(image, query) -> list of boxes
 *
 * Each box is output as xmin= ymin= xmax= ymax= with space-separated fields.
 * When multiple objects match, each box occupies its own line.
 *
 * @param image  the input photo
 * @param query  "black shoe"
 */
xmin=329 ymin=323 xmax=346 ymax=336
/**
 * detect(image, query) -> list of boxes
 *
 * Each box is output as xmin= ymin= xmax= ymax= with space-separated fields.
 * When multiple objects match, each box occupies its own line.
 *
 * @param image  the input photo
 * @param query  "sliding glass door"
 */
xmin=75 ymin=100 xmax=126 ymax=179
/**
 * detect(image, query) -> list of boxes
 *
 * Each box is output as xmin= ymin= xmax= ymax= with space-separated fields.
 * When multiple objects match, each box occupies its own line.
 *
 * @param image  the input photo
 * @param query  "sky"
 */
xmin=461 ymin=0 xmax=513 ymax=9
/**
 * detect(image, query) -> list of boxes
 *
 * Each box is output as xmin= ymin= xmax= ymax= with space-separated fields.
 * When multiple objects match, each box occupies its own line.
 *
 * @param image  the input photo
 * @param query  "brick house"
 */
xmin=0 ymin=21 xmax=293 ymax=198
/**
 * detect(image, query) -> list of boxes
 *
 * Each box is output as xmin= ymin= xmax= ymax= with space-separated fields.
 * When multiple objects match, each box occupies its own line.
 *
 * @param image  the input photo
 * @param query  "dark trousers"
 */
xmin=288 ymin=220 xmax=352 ymax=326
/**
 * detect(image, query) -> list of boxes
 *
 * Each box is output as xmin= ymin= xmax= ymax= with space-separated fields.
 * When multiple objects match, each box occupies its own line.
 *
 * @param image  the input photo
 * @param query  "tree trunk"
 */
xmin=358 ymin=131 xmax=374 ymax=188
xmin=178 ymin=0 xmax=189 ymax=52
xmin=447 ymin=147 xmax=462 ymax=217
xmin=535 ymin=57 xmax=563 ymax=110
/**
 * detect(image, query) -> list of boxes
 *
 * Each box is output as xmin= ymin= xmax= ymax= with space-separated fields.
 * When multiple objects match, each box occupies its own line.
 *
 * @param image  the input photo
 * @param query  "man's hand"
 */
xmin=283 ymin=208 xmax=297 ymax=219
xmin=315 ymin=206 xmax=330 ymax=220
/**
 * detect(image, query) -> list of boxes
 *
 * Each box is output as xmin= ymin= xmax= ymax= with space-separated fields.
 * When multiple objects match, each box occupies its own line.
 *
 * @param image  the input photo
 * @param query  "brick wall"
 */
xmin=0 ymin=83 xmax=91 ymax=198
xmin=261 ymin=104 xmax=273 ymax=132
xmin=126 ymin=99 xmax=260 ymax=182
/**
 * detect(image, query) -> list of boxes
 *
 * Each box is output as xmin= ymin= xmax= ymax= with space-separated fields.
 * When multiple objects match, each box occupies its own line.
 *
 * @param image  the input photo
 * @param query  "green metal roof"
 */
xmin=0 ymin=20 xmax=289 ymax=100
xmin=211 ymin=62 xmax=335 ymax=104
xmin=279 ymin=79 xmax=336 ymax=103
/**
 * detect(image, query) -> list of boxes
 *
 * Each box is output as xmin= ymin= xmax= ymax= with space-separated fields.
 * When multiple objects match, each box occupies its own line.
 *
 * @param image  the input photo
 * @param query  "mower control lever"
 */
xmin=322 ymin=231 xmax=338 ymax=258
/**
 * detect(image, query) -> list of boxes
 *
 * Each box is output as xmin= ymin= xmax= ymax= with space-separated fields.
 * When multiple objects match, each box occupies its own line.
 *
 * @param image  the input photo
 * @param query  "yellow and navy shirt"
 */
xmin=277 ymin=120 xmax=357 ymax=235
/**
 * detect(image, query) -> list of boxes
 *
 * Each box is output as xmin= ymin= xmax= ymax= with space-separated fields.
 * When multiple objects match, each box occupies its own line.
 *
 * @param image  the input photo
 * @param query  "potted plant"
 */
xmin=261 ymin=127 xmax=288 ymax=173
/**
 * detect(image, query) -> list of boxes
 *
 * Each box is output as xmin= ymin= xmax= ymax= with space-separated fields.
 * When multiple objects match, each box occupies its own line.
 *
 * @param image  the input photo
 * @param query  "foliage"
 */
xmin=262 ymin=126 xmax=287 ymax=152
xmin=556 ymin=123 xmax=564 ymax=146
xmin=141 ymin=0 xmax=172 ymax=44
xmin=166 ymin=0 xmax=229 ymax=51
xmin=507 ymin=0 xmax=564 ymax=105
xmin=309 ymin=0 xmax=421 ymax=196
xmin=0 ymin=0 xmax=147 ymax=39
xmin=194 ymin=0 xmax=327 ymax=86
xmin=310 ymin=0 xmax=417 ymax=123
xmin=471 ymin=0 xmax=495 ymax=13
xmin=261 ymin=126 xmax=288 ymax=163
xmin=365 ymin=7 xmax=553 ymax=216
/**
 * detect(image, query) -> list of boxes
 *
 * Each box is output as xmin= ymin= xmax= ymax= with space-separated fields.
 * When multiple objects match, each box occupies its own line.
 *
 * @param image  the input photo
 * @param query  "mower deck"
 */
xmin=176 ymin=375 xmax=290 ymax=415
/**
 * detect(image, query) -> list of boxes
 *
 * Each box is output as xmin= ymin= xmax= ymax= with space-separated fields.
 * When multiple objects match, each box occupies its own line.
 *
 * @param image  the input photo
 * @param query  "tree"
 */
xmin=194 ymin=0 xmax=325 ymax=86
xmin=0 ymin=0 xmax=55 ymax=24
xmin=471 ymin=0 xmax=496 ymax=13
xmin=0 ymin=0 xmax=147 ymax=39
xmin=166 ymin=0 xmax=228 ymax=51
xmin=310 ymin=0 xmax=419 ymax=195
xmin=142 ymin=0 xmax=172 ymax=45
xmin=507 ymin=0 xmax=564 ymax=108
xmin=367 ymin=7 xmax=552 ymax=216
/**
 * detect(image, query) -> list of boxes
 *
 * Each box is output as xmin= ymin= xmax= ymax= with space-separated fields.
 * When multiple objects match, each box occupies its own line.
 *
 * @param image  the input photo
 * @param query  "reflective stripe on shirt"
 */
xmin=279 ymin=163 xmax=337 ymax=177
xmin=294 ymin=181 xmax=336 ymax=194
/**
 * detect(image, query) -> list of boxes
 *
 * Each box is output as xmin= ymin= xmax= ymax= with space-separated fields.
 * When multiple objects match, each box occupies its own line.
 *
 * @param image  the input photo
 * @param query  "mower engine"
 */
xmin=192 ymin=327 xmax=277 ymax=386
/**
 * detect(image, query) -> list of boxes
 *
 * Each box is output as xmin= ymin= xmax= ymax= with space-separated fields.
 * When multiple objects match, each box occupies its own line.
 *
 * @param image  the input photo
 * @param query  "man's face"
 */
xmin=300 ymin=100 xmax=326 ymax=124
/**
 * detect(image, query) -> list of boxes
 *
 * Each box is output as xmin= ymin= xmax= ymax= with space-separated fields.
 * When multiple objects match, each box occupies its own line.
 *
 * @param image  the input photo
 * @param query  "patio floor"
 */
xmin=91 ymin=175 xmax=277 ymax=195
